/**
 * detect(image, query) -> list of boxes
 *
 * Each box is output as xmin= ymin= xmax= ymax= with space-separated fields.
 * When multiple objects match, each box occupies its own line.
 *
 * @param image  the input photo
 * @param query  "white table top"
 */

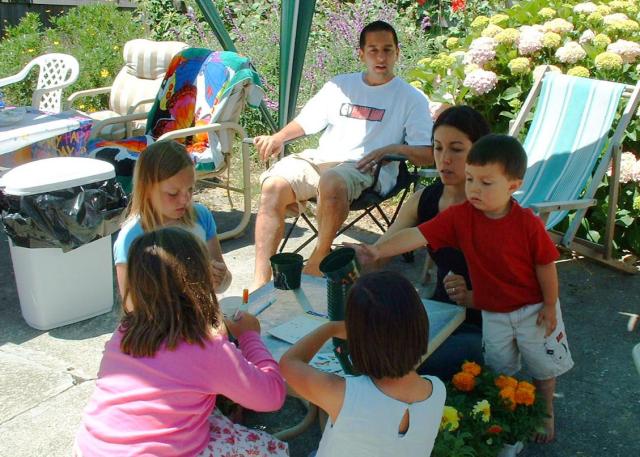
xmin=0 ymin=108 xmax=91 ymax=155
xmin=220 ymin=275 xmax=466 ymax=370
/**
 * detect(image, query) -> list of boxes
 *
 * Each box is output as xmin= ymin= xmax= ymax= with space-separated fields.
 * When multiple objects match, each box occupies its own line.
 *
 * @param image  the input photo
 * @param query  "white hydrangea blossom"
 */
xmin=573 ymin=2 xmax=598 ymax=14
xmin=579 ymin=30 xmax=596 ymax=45
xmin=610 ymin=152 xmax=640 ymax=183
xmin=603 ymin=13 xmax=629 ymax=25
xmin=543 ymin=18 xmax=574 ymax=34
xmin=518 ymin=26 xmax=544 ymax=55
xmin=555 ymin=42 xmax=587 ymax=64
xmin=463 ymin=69 xmax=498 ymax=95
xmin=463 ymin=37 xmax=497 ymax=66
xmin=607 ymin=39 xmax=640 ymax=64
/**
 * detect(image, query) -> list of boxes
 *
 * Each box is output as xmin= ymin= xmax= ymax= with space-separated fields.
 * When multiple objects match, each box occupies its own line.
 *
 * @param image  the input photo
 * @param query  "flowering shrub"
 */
xmin=433 ymin=362 xmax=547 ymax=457
xmin=409 ymin=0 xmax=640 ymax=259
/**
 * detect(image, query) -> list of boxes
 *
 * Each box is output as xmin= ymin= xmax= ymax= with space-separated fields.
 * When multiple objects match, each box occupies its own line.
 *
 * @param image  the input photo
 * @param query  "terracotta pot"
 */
xmin=497 ymin=441 xmax=524 ymax=457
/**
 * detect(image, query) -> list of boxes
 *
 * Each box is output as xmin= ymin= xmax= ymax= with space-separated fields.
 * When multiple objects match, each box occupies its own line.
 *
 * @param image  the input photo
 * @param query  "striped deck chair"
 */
xmin=510 ymin=67 xmax=640 ymax=272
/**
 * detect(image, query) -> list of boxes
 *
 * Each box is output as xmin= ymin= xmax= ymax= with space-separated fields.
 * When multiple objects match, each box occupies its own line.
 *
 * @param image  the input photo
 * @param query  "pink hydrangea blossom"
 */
xmin=463 ymin=69 xmax=498 ymax=95
xmin=518 ymin=26 xmax=544 ymax=55
xmin=579 ymin=30 xmax=596 ymax=45
xmin=463 ymin=37 xmax=497 ymax=66
xmin=607 ymin=39 xmax=640 ymax=64
xmin=609 ymin=152 xmax=640 ymax=183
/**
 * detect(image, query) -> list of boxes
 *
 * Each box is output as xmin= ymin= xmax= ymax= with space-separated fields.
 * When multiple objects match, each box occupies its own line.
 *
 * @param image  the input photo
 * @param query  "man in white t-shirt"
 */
xmin=251 ymin=21 xmax=433 ymax=289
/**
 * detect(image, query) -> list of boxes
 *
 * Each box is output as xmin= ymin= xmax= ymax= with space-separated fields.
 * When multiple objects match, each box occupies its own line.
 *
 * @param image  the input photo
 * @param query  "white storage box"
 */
xmin=1 ymin=157 xmax=116 ymax=330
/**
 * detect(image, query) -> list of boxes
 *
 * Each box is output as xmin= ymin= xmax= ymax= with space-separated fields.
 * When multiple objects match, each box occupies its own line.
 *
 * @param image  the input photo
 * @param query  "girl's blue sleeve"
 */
xmin=194 ymin=203 xmax=217 ymax=240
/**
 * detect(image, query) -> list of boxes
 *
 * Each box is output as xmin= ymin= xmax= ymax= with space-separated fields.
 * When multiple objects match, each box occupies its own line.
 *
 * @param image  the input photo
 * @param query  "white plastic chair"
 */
xmin=0 ymin=53 xmax=79 ymax=113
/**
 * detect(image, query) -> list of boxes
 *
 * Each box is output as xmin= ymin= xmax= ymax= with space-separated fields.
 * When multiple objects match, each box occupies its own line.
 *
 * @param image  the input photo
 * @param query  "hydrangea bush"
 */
xmin=409 ymin=0 xmax=640 ymax=259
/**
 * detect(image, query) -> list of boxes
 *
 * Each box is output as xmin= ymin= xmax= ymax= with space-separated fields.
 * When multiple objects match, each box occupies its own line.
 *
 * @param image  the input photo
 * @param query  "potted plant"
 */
xmin=433 ymin=362 xmax=547 ymax=457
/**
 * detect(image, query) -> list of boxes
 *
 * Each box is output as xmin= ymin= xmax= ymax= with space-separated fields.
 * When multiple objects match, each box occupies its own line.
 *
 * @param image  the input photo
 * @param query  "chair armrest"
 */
xmin=0 ymin=67 xmax=30 ymax=88
xmin=90 ymin=111 xmax=148 ymax=139
xmin=530 ymin=199 xmax=597 ymax=213
xmin=126 ymin=97 xmax=156 ymax=115
xmin=156 ymin=121 xmax=247 ymax=143
xmin=67 ymin=86 xmax=112 ymax=104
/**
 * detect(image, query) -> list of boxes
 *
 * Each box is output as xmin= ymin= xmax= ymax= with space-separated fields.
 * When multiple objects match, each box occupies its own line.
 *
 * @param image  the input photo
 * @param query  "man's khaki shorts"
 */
xmin=259 ymin=149 xmax=374 ymax=208
xmin=482 ymin=300 xmax=574 ymax=380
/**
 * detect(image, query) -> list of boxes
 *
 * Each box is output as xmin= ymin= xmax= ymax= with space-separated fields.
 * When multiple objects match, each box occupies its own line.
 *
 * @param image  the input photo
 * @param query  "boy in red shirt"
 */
xmin=354 ymin=134 xmax=573 ymax=443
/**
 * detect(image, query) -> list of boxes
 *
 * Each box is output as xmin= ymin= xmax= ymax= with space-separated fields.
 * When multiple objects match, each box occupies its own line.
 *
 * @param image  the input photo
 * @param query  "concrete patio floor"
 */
xmin=1 ymin=206 xmax=639 ymax=457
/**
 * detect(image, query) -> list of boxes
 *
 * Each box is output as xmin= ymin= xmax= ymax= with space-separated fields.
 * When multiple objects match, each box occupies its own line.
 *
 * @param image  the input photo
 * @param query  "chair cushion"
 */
xmin=123 ymin=39 xmax=188 ymax=79
xmin=109 ymin=68 xmax=163 ymax=116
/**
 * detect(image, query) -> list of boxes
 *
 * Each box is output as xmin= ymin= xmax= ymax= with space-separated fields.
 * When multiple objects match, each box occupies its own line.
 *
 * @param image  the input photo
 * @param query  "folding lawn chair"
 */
xmin=279 ymin=154 xmax=419 ymax=254
xmin=510 ymin=67 xmax=640 ymax=272
xmin=88 ymin=49 xmax=264 ymax=240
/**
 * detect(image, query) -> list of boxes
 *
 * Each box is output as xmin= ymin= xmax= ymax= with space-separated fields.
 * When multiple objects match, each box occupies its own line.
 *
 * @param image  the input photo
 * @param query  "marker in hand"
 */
xmin=234 ymin=288 xmax=249 ymax=320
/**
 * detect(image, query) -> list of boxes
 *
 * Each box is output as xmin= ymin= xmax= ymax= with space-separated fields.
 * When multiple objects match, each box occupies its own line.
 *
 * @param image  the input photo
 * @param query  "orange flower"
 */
xmin=461 ymin=361 xmax=482 ymax=376
xmin=495 ymin=375 xmax=518 ymax=390
xmin=452 ymin=371 xmax=476 ymax=392
xmin=499 ymin=386 xmax=516 ymax=410
xmin=517 ymin=381 xmax=536 ymax=393
xmin=515 ymin=386 xmax=536 ymax=406
xmin=488 ymin=424 xmax=503 ymax=434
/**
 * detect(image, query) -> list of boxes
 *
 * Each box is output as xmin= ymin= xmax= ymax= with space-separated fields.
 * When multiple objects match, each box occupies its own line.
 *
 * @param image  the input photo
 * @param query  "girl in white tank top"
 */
xmin=280 ymin=271 xmax=446 ymax=456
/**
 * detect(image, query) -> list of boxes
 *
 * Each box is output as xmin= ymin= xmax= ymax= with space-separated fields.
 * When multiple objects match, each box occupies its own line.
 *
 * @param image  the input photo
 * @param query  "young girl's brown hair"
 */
xmin=121 ymin=226 xmax=221 ymax=357
xmin=127 ymin=141 xmax=196 ymax=231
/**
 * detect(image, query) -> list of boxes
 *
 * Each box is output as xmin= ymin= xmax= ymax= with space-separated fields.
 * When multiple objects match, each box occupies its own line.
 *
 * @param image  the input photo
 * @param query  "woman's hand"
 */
xmin=329 ymin=321 xmax=347 ymax=340
xmin=225 ymin=312 xmax=261 ymax=338
xmin=346 ymin=243 xmax=380 ymax=266
xmin=443 ymin=273 xmax=473 ymax=307
xmin=210 ymin=259 xmax=232 ymax=292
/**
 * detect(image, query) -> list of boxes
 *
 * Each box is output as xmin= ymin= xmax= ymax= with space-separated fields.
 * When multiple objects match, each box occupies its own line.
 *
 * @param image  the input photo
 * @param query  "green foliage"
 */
xmin=0 ymin=4 xmax=143 ymax=111
xmin=136 ymin=0 xmax=202 ymax=42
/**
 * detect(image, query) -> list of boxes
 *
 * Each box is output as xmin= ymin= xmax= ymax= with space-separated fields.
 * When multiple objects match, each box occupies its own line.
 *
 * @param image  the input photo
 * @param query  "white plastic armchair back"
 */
xmin=0 ymin=53 xmax=79 ymax=113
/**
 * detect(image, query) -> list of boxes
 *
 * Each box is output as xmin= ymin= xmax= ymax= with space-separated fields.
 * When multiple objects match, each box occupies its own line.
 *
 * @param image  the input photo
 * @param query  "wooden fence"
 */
xmin=0 ymin=0 xmax=137 ymax=35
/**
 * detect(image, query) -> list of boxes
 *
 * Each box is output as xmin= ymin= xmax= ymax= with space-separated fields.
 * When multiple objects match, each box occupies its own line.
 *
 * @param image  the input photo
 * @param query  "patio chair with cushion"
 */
xmin=510 ymin=67 xmax=640 ymax=272
xmin=68 ymin=39 xmax=188 ymax=140
xmin=88 ymin=48 xmax=264 ymax=240
xmin=0 ymin=53 xmax=79 ymax=113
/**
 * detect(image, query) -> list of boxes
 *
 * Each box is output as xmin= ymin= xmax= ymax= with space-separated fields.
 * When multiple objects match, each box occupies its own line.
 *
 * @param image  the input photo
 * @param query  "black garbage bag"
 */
xmin=0 ymin=178 xmax=128 ymax=251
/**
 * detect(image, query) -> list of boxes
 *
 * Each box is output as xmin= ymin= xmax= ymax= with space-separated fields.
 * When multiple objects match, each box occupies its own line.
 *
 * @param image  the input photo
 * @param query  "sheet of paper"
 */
xmin=309 ymin=352 xmax=344 ymax=375
xmin=267 ymin=313 xmax=328 ymax=344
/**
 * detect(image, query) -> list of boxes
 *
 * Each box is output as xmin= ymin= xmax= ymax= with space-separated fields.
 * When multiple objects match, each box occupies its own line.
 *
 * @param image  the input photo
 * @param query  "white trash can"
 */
xmin=1 ymin=157 xmax=117 ymax=330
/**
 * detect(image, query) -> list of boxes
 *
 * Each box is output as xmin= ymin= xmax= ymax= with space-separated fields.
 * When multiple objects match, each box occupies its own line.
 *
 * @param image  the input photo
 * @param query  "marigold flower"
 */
xmin=555 ymin=41 xmax=586 ymax=64
xmin=490 ymin=14 xmax=509 ymax=26
xmin=462 ymin=361 xmax=482 ymax=376
xmin=508 ymin=57 xmax=531 ymax=75
xmin=463 ymin=69 xmax=498 ymax=96
xmin=494 ymin=28 xmax=520 ymax=46
xmin=543 ymin=18 xmax=573 ymax=34
xmin=488 ymin=424 xmax=503 ymax=434
xmin=471 ymin=16 xmax=490 ymax=29
xmin=452 ymin=371 xmax=477 ymax=391
xmin=440 ymin=406 xmax=460 ymax=431
xmin=499 ymin=386 xmax=517 ymax=410
xmin=472 ymin=399 xmax=491 ymax=422
xmin=515 ymin=385 xmax=536 ymax=406
xmin=574 ymin=2 xmax=597 ymax=15
xmin=593 ymin=33 xmax=612 ymax=48
xmin=538 ymin=8 xmax=556 ymax=19
xmin=495 ymin=375 xmax=518 ymax=390
xmin=607 ymin=39 xmax=640 ymax=64
xmin=594 ymin=51 xmax=623 ymax=71
xmin=542 ymin=32 xmax=561 ymax=49
xmin=446 ymin=37 xmax=460 ymax=49
xmin=567 ymin=66 xmax=590 ymax=77
xmin=482 ymin=24 xmax=504 ymax=38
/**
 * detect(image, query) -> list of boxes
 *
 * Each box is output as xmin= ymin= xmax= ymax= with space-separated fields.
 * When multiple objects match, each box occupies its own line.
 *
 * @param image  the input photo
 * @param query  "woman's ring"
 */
xmin=452 ymin=287 xmax=456 ymax=293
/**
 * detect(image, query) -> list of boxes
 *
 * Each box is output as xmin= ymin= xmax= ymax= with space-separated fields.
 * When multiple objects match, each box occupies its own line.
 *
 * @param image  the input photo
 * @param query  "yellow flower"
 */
xmin=538 ymin=7 xmax=556 ymax=19
xmin=410 ymin=80 xmax=423 ymax=90
xmin=608 ymin=19 xmax=640 ymax=34
xmin=53 ymin=40 xmax=59 ymax=45
xmin=462 ymin=361 xmax=482 ymax=376
xmin=482 ymin=24 xmax=504 ymax=38
xmin=440 ymin=406 xmax=460 ymax=431
xmin=471 ymin=16 xmax=490 ymax=29
xmin=417 ymin=57 xmax=432 ymax=67
xmin=430 ymin=54 xmax=457 ymax=73
xmin=588 ymin=12 xmax=603 ymax=23
xmin=567 ymin=66 xmax=590 ymax=77
xmin=595 ymin=51 xmax=623 ymax=71
xmin=78 ymin=104 xmax=85 ymax=110
xmin=100 ymin=69 xmax=110 ymax=78
xmin=508 ymin=57 xmax=531 ymax=75
xmin=472 ymin=399 xmax=491 ymax=423
xmin=452 ymin=371 xmax=476 ymax=392
xmin=490 ymin=14 xmax=509 ymax=26
xmin=113 ymin=45 xmax=119 ymax=50
xmin=27 ymin=48 xmax=35 ymax=53
xmin=494 ymin=28 xmax=520 ymax=46
xmin=542 ymin=31 xmax=562 ymax=48
xmin=594 ymin=33 xmax=612 ymax=48
xmin=446 ymin=37 xmax=460 ymax=49
xmin=596 ymin=5 xmax=612 ymax=16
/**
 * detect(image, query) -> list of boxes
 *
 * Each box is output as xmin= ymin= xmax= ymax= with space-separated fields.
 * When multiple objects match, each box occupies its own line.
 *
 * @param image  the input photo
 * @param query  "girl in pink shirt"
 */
xmin=74 ymin=226 xmax=288 ymax=457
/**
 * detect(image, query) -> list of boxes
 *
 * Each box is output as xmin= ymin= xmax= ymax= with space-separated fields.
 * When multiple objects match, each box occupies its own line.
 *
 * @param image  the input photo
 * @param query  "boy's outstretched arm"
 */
xmin=351 ymin=227 xmax=427 ymax=266
xmin=535 ymin=262 xmax=559 ymax=337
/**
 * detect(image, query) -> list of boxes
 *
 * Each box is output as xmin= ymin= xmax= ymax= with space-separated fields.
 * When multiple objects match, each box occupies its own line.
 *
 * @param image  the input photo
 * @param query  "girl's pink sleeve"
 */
xmin=212 ymin=331 xmax=286 ymax=412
